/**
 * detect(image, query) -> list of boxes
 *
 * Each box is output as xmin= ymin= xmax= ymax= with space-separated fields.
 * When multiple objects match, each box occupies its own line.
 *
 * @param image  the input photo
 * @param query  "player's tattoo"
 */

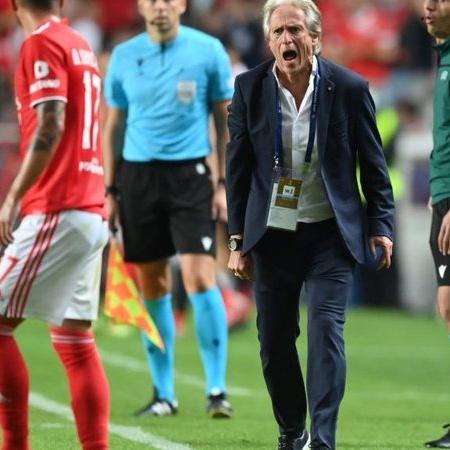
xmin=31 ymin=101 xmax=66 ymax=153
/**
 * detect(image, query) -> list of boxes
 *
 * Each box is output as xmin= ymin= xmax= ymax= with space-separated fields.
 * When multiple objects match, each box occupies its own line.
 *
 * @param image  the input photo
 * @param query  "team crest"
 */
xmin=177 ymin=81 xmax=197 ymax=104
xmin=441 ymin=70 xmax=448 ymax=81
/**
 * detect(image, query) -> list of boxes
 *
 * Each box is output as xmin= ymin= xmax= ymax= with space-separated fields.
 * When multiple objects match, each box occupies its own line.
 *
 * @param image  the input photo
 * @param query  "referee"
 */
xmin=103 ymin=0 xmax=233 ymax=418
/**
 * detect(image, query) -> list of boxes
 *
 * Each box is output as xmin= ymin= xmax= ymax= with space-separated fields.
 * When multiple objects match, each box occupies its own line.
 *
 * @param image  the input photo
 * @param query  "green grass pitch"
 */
xmin=5 ymin=307 xmax=450 ymax=449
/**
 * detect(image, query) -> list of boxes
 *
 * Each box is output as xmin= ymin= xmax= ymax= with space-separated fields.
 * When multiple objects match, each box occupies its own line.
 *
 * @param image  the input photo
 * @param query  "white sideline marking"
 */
xmin=30 ymin=393 xmax=194 ymax=450
xmin=41 ymin=423 xmax=71 ymax=429
xmin=99 ymin=350 xmax=254 ymax=397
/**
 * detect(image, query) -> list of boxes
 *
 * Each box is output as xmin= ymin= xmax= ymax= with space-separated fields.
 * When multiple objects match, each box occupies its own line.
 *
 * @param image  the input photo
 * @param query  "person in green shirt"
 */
xmin=423 ymin=0 xmax=450 ymax=447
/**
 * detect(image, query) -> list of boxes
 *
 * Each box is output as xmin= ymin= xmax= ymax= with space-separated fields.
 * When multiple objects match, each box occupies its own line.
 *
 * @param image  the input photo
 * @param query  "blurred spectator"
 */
xmin=96 ymin=0 xmax=140 ymax=45
xmin=0 ymin=0 xmax=18 ymax=120
xmin=319 ymin=0 xmax=405 ymax=104
xmin=386 ymin=0 xmax=434 ymax=106
xmin=398 ymin=0 xmax=433 ymax=71
xmin=63 ymin=0 xmax=102 ymax=54
xmin=197 ymin=0 xmax=266 ymax=68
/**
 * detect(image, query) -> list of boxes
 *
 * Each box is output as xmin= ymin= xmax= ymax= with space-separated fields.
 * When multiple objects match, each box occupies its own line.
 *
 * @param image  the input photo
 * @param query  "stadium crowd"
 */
xmin=0 ymin=0 xmax=435 ymax=121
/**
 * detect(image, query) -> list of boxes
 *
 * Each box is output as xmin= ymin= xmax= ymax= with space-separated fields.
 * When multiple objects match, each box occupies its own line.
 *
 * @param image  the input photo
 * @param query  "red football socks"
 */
xmin=50 ymin=327 xmax=110 ymax=450
xmin=0 ymin=324 xmax=30 ymax=450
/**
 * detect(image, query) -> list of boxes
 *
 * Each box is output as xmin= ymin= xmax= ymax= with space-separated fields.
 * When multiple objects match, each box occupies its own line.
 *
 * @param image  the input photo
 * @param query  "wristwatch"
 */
xmin=105 ymin=185 xmax=119 ymax=197
xmin=228 ymin=236 xmax=243 ymax=251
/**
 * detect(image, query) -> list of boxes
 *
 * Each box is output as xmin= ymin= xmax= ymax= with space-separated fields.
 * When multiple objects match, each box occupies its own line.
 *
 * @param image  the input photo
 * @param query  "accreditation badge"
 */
xmin=266 ymin=166 xmax=303 ymax=231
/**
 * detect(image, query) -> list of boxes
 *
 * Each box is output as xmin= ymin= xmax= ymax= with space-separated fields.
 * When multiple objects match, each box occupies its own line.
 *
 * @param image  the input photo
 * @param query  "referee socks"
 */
xmin=189 ymin=286 xmax=228 ymax=395
xmin=142 ymin=294 xmax=176 ymax=402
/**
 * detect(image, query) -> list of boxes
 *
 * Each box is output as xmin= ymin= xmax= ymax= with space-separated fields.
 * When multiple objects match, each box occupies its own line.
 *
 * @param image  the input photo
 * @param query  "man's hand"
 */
xmin=228 ymin=249 xmax=252 ymax=280
xmin=106 ymin=195 xmax=120 ymax=235
xmin=438 ymin=210 xmax=450 ymax=255
xmin=0 ymin=196 xmax=19 ymax=247
xmin=368 ymin=235 xmax=393 ymax=270
xmin=212 ymin=183 xmax=227 ymax=223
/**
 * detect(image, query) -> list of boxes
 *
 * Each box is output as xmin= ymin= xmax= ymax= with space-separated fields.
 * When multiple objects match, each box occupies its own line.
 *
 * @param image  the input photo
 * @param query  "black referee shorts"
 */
xmin=430 ymin=198 xmax=450 ymax=286
xmin=118 ymin=158 xmax=216 ymax=263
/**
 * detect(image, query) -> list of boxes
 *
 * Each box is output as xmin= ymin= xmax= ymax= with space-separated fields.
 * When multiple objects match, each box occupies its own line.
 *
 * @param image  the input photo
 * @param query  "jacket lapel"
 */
xmin=262 ymin=64 xmax=277 ymax=165
xmin=316 ymin=57 xmax=335 ymax=161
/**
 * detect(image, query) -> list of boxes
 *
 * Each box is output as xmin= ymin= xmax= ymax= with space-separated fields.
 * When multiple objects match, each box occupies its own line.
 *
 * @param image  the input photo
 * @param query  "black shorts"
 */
xmin=430 ymin=198 xmax=450 ymax=286
xmin=118 ymin=158 xmax=216 ymax=262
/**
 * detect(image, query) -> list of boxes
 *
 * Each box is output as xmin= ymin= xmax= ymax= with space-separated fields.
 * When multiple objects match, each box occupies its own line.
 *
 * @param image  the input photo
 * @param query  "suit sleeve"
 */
xmin=355 ymin=81 xmax=395 ymax=239
xmin=226 ymin=77 xmax=253 ymax=235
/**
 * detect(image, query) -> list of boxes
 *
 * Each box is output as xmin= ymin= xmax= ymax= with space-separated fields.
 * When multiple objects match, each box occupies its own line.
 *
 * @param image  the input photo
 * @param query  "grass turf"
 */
xmin=6 ymin=307 xmax=450 ymax=449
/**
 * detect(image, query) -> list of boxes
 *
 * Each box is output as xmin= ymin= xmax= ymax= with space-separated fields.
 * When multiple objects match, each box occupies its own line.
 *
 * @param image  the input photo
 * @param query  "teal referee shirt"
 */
xmin=104 ymin=26 xmax=233 ymax=162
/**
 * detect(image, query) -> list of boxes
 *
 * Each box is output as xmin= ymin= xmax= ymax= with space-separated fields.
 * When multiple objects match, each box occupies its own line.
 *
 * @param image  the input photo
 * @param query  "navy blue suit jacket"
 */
xmin=226 ymin=57 xmax=394 ymax=264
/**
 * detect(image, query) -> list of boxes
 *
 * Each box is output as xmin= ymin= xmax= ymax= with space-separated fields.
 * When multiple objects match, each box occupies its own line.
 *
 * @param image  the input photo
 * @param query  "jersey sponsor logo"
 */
xmin=441 ymin=70 xmax=448 ymax=81
xmin=29 ymin=79 xmax=61 ymax=94
xmin=34 ymin=60 xmax=50 ymax=79
xmin=201 ymin=236 xmax=213 ymax=252
xmin=72 ymin=49 xmax=99 ymax=70
xmin=79 ymin=157 xmax=104 ymax=175
xmin=439 ymin=264 xmax=447 ymax=279
xmin=177 ymin=81 xmax=197 ymax=104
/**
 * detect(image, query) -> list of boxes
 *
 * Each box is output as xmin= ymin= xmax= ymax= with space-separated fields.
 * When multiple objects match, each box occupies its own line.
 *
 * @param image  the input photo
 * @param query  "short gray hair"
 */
xmin=263 ymin=0 xmax=322 ymax=54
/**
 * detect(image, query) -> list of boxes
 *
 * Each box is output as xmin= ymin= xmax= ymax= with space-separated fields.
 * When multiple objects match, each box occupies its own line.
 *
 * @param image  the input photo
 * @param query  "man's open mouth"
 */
xmin=282 ymin=50 xmax=297 ymax=61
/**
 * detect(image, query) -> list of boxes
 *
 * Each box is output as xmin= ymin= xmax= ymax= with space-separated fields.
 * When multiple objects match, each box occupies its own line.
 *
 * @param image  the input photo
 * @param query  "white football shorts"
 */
xmin=0 ymin=210 xmax=108 ymax=325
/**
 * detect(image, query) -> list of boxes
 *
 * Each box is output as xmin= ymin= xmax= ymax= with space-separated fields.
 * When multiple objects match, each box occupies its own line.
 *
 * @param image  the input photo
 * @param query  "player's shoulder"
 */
xmin=26 ymin=19 xmax=86 ymax=51
xmin=112 ymin=33 xmax=148 ymax=56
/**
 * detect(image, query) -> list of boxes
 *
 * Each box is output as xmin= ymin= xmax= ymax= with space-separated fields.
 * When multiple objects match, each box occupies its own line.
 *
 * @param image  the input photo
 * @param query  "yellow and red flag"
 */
xmin=104 ymin=240 xmax=164 ymax=351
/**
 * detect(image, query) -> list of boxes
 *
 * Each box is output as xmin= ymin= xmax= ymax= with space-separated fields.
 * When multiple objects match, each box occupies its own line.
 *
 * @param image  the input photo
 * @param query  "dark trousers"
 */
xmin=252 ymin=219 xmax=355 ymax=449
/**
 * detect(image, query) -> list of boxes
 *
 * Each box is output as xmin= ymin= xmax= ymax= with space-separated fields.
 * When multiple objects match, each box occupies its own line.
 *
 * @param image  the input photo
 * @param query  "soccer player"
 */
xmin=423 ymin=0 xmax=450 ymax=448
xmin=0 ymin=1 xmax=109 ymax=449
xmin=103 ymin=0 xmax=233 ymax=418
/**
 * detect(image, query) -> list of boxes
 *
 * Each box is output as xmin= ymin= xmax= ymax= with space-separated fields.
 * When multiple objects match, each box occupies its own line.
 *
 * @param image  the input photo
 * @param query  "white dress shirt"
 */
xmin=272 ymin=56 xmax=334 ymax=223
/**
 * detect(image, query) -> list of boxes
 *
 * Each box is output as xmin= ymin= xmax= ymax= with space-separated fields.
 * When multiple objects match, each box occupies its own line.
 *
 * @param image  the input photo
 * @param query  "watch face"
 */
xmin=228 ymin=238 xmax=241 ymax=251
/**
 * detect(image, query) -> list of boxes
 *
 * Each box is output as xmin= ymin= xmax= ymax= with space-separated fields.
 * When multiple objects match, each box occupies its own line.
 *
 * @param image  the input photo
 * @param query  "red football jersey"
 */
xmin=15 ymin=18 xmax=105 ymax=217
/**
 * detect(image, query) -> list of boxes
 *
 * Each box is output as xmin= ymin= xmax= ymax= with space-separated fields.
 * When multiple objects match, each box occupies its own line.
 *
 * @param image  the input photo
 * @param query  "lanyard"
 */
xmin=274 ymin=68 xmax=320 ymax=167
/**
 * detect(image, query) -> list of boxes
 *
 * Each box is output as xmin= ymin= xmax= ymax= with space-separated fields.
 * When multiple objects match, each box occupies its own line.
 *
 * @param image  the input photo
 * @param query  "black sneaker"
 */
xmin=134 ymin=390 xmax=178 ymax=417
xmin=206 ymin=392 xmax=233 ymax=418
xmin=425 ymin=424 xmax=450 ymax=448
xmin=277 ymin=430 xmax=310 ymax=450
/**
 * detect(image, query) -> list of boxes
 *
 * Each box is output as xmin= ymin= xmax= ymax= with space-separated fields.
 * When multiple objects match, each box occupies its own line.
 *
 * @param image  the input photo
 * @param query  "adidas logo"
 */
xmin=201 ymin=237 xmax=213 ymax=251
xmin=439 ymin=265 xmax=447 ymax=278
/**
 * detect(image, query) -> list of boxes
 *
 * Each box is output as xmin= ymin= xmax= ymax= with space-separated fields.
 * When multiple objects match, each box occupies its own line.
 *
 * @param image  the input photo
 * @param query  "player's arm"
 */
xmin=103 ymin=106 xmax=126 ymax=232
xmin=211 ymin=99 xmax=230 ymax=223
xmin=0 ymin=100 xmax=65 ymax=246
